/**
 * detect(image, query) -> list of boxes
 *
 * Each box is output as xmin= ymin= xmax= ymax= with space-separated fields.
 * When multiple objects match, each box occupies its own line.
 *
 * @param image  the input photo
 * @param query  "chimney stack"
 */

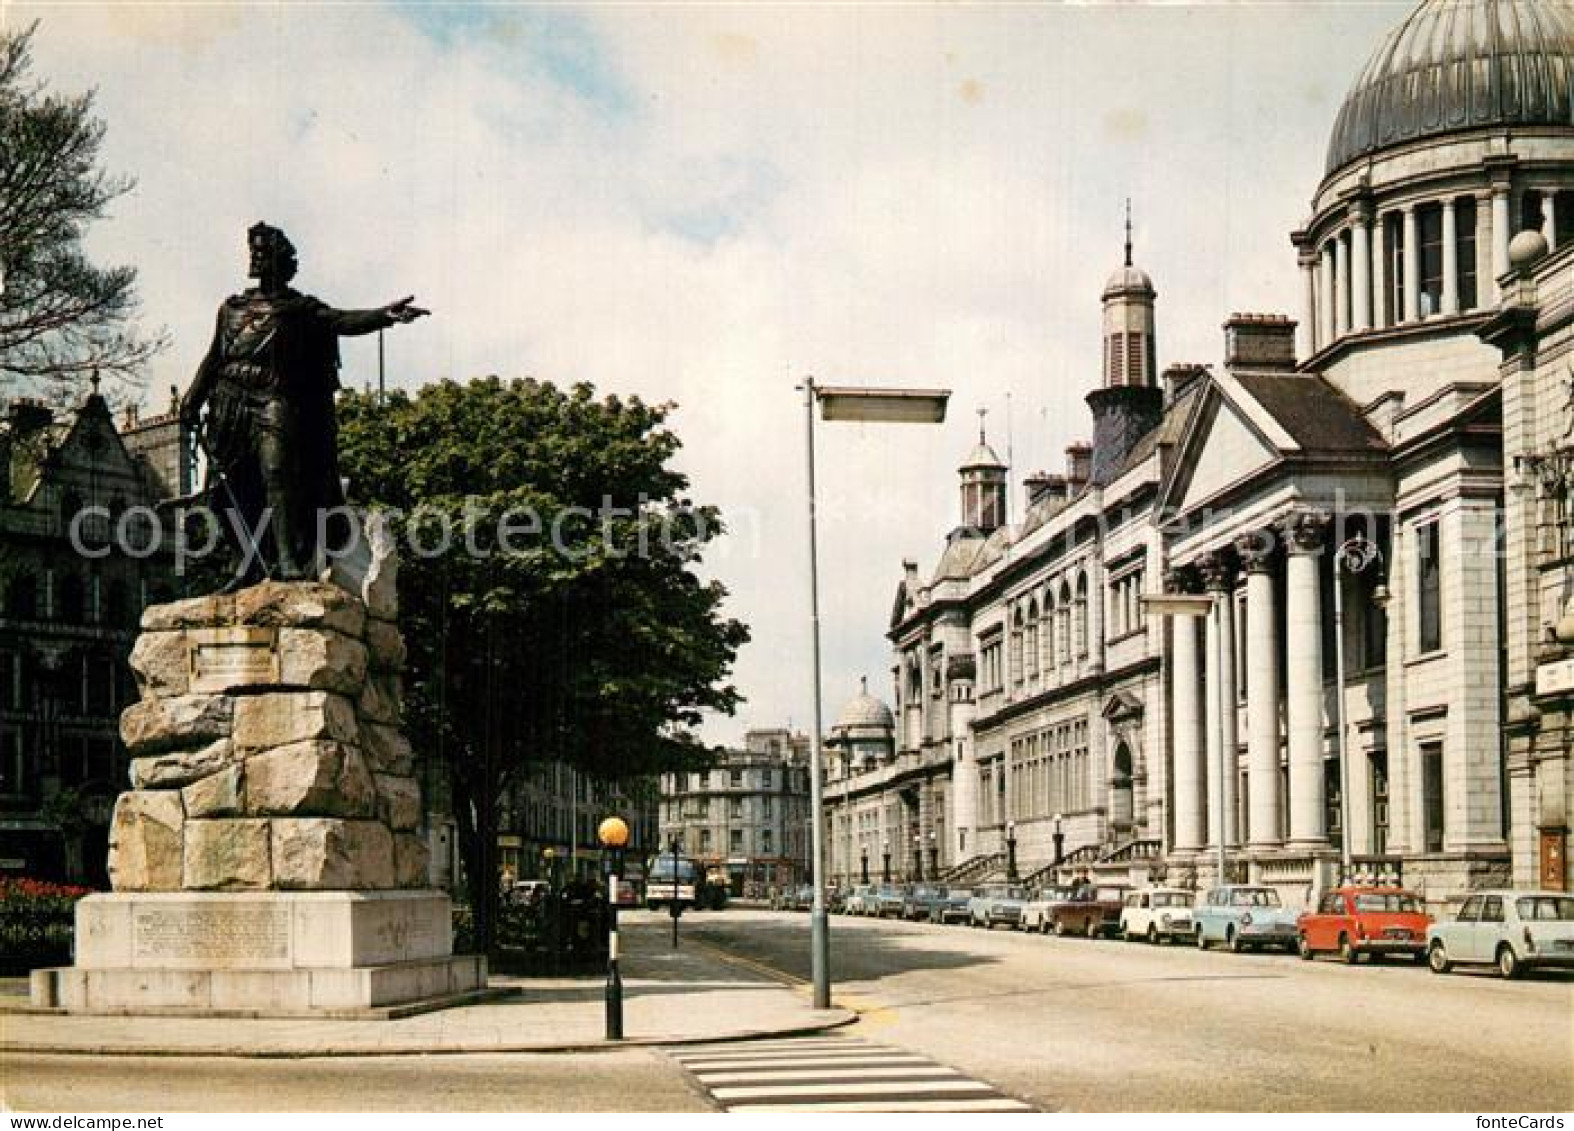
xmin=1024 ymin=471 xmax=1070 ymax=508
xmin=1163 ymin=363 xmax=1211 ymax=403
xmin=1223 ymin=313 xmax=1298 ymax=372
xmin=1065 ymin=442 xmax=1093 ymax=492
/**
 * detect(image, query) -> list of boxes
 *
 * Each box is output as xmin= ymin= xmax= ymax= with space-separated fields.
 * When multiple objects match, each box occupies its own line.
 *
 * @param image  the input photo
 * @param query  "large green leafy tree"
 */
xmin=0 ymin=23 xmax=165 ymax=395
xmin=337 ymin=377 xmax=748 ymax=948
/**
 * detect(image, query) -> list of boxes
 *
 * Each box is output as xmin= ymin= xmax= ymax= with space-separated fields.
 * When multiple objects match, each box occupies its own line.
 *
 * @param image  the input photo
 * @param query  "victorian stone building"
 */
xmin=823 ymin=0 xmax=1574 ymax=904
xmin=0 ymin=385 xmax=190 ymax=884
xmin=658 ymin=727 xmax=811 ymax=891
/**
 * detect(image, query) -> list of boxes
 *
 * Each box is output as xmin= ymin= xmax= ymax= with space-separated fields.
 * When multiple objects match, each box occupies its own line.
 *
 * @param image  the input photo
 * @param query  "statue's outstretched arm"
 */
xmin=325 ymin=296 xmax=430 ymax=337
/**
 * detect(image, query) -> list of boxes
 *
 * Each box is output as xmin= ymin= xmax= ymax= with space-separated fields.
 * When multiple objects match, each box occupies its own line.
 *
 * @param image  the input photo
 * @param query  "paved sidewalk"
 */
xmin=0 ymin=917 xmax=853 ymax=1058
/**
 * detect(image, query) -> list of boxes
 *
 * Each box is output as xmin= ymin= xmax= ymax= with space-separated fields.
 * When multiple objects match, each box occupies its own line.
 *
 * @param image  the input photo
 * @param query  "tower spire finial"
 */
xmin=976 ymin=405 xmax=988 ymax=444
xmin=1124 ymin=197 xmax=1133 ymax=267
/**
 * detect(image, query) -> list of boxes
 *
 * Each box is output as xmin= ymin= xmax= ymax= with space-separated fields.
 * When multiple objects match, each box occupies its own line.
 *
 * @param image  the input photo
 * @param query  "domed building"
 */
xmin=826 ymin=0 xmax=1572 ymax=904
xmin=1157 ymin=0 xmax=1573 ymax=899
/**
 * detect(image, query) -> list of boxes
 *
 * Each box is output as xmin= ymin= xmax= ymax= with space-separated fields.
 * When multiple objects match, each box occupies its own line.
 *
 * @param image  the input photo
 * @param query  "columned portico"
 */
xmin=1297 ymin=248 xmax=1318 ymax=357
xmin=1237 ymin=532 xmax=1282 ymax=848
xmin=1283 ymin=510 xmax=1329 ymax=848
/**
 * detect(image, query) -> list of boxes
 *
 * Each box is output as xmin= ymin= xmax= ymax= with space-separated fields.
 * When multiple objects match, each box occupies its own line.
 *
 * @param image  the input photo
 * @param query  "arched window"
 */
xmin=1075 ymin=573 xmax=1089 ymax=658
xmin=1010 ymin=607 xmax=1025 ymax=686
xmin=1111 ymin=742 xmax=1134 ymax=832
xmin=1024 ymin=599 xmax=1040 ymax=681
xmin=1057 ymin=582 xmax=1073 ymax=665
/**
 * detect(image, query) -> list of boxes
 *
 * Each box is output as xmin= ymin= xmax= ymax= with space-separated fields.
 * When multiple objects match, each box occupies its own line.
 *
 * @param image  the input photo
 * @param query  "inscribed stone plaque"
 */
xmin=189 ymin=626 xmax=279 ymax=692
xmin=132 ymin=902 xmax=291 ymax=967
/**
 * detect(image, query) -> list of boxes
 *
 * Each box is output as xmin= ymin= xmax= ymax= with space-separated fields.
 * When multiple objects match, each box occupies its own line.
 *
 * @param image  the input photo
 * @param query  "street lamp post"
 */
xmin=802 ymin=377 xmax=949 ymax=1011
xmin=1006 ymin=820 xmax=1018 ymax=882
xmin=597 ymin=816 xmax=630 ymax=1041
xmin=1052 ymin=813 xmax=1064 ymax=869
xmin=860 ymin=846 xmax=869 ymax=886
xmin=882 ymin=837 xmax=891 ymax=884
xmin=927 ymin=831 xmax=939 ymax=881
xmin=667 ymin=834 xmax=682 ymax=950
xmin=1333 ymin=534 xmax=1388 ymax=885
xmin=912 ymin=832 xmax=923 ymax=882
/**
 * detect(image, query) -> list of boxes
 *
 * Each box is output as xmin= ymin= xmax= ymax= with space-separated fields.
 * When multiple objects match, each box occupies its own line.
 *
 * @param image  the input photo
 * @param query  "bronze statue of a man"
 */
xmin=181 ymin=223 xmax=427 ymax=591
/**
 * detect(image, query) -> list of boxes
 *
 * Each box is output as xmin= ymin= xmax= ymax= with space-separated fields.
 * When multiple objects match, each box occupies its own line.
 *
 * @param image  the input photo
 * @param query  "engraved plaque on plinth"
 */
xmin=189 ymin=626 xmax=279 ymax=692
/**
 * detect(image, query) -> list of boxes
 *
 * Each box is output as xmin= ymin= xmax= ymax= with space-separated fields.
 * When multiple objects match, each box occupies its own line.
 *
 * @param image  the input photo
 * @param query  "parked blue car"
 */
xmin=1193 ymin=884 xmax=1298 ymax=953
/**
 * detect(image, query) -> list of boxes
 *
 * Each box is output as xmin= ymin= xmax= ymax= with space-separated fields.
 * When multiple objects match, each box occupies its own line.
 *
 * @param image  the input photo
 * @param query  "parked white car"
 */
xmin=1119 ymin=887 xmax=1195 ymax=944
xmin=841 ymin=884 xmax=874 ymax=916
xmin=1426 ymin=890 xmax=1574 ymax=979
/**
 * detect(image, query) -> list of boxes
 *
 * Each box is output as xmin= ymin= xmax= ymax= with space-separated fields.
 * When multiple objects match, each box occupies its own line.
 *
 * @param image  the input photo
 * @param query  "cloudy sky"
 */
xmin=14 ymin=0 xmax=1410 ymax=745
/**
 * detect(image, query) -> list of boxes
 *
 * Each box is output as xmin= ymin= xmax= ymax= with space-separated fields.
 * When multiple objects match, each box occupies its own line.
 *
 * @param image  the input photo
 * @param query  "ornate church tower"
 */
xmin=1088 ymin=203 xmax=1165 ymax=486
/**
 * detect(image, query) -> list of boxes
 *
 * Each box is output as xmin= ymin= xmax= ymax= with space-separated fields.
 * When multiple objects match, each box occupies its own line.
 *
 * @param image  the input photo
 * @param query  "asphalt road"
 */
xmin=678 ymin=907 xmax=1574 ymax=1112
xmin=6 ymin=908 xmax=1570 ymax=1112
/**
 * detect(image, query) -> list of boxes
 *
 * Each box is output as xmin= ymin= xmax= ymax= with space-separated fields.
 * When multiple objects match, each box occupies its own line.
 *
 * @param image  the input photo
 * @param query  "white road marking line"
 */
xmin=711 ymin=1079 xmax=999 ymax=1100
xmin=727 ymin=1098 xmax=1035 ymax=1113
xmin=681 ymin=1055 xmax=933 ymax=1071
xmin=697 ymin=1066 xmax=966 ymax=1084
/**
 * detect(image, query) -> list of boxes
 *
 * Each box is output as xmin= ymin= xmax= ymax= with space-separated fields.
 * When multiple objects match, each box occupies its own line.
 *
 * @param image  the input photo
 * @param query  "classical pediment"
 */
xmin=1158 ymin=377 xmax=1283 ymax=519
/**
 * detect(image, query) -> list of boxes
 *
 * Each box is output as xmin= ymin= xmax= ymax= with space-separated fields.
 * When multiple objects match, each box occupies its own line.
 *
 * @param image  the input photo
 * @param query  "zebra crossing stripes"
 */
xmin=668 ymin=1036 xmax=1036 ymax=1113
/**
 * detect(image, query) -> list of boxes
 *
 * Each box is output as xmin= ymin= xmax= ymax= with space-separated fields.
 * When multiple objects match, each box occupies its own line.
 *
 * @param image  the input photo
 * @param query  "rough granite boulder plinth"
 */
xmin=32 ymin=559 xmax=485 ymax=1018
xmin=104 ymin=580 xmax=423 ymax=894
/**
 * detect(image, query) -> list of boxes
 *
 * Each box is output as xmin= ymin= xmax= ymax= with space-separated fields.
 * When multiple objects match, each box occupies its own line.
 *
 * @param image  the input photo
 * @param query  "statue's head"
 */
xmin=247 ymin=222 xmax=298 ymax=284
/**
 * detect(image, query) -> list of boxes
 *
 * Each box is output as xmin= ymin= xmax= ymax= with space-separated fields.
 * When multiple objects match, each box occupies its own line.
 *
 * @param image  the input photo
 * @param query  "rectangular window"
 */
xmin=729 ymin=768 xmax=743 ymax=787
xmin=1418 ymin=204 xmax=1444 ymax=316
xmin=761 ymin=829 xmax=773 ymax=854
xmin=1325 ymin=758 xmax=1343 ymax=849
xmin=1385 ymin=214 xmax=1405 ymax=325
xmin=1457 ymin=196 xmax=1479 ymax=310
xmin=1418 ymin=521 xmax=1442 ymax=654
xmin=1422 ymin=742 xmax=1445 ymax=853
xmin=729 ymin=798 xmax=742 ymax=819
xmin=729 ymin=828 xmax=743 ymax=854
xmin=761 ymin=769 xmax=772 ymax=789
xmin=700 ymin=829 xmax=712 ymax=854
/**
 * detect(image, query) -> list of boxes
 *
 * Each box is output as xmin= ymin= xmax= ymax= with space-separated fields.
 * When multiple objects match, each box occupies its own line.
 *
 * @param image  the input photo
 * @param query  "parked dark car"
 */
xmin=1049 ymin=884 xmax=1129 ymax=938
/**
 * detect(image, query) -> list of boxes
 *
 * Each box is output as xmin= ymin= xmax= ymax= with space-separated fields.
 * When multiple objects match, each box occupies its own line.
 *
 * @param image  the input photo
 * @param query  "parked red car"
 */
xmin=1296 ymin=886 xmax=1431 ymax=963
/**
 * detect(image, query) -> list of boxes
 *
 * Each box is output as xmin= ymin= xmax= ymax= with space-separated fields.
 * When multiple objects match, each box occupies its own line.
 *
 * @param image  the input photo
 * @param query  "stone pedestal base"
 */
xmin=29 ymin=890 xmax=488 ymax=1018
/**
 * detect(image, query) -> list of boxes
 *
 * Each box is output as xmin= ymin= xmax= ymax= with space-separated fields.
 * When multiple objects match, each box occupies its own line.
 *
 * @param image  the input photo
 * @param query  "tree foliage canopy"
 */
xmin=337 ymin=377 xmax=748 ymax=935
xmin=0 ymin=23 xmax=164 ymax=394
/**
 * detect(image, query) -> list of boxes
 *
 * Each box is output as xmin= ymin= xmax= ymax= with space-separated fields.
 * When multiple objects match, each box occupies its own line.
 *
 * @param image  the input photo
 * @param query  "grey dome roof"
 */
xmin=835 ymin=682 xmax=894 ymax=731
xmin=1102 ymin=264 xmax=1155 ymax=299
xmin=1325 ymin=0 xmax=1574 ymax=177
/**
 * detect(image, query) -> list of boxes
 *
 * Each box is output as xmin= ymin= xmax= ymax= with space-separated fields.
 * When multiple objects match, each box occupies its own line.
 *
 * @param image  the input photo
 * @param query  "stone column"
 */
xmin=1237 ymin=532 xmax=1282 ymax=849
xmin=1201 ymin=553 xmax=1239 ymax=849
xmin=1402 ymin=205 xmax=1421 ymax=323
xmin=1334 ymin=231 xmax=1351 ymax=338
xmin=1476 ymin=190 xmax=1496 ymax=309
xmin=1544 ymin=191 xmax=1559 ymax=252
xmin=1204 ymin=589 xmax=1222 ymax=852
xmin=1492 ymin=184 xmax=1512 ymax=302
xmin=1372 ymin=211 xmax=1389 ymax=330
xmin=1169 ymin=573 xmax=1206 ymax=854
xmin=1298 ymin=248 xmax=1318 ymax=358
xmin=1442 ymin=197 xmax=1460 ymax=316
xmin=1351 ymin=206 xmax=1372 ymax=332
xmin=1319 ymin=242 xmax=1336 ymax=346
xmin=1282 ymin=511 xmax=1329 ymax=847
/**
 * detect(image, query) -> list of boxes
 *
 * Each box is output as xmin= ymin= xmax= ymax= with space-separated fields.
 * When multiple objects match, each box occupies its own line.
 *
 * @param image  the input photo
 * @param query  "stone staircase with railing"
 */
xmin=939 ymin=852 xmax=1005 ymax=887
